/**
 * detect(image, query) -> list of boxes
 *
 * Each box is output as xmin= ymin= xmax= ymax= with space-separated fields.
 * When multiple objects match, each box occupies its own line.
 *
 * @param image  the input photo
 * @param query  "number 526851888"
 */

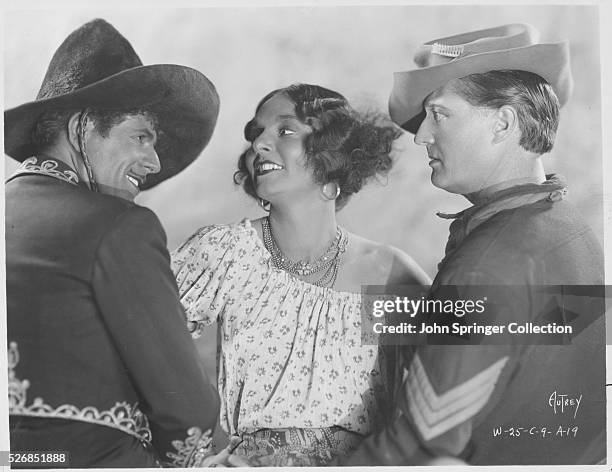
xmin=9 ymin=451 xmax=68 ymax=465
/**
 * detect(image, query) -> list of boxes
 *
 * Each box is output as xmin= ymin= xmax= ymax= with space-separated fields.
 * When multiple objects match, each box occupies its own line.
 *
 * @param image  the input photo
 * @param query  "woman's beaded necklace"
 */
xmin=262 ymin=216 xmax=348 ymax=288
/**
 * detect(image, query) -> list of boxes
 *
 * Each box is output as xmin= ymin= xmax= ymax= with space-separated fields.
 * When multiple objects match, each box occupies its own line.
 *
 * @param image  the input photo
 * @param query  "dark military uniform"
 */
xmin=343 ymin=177 xmax=606 ymax=465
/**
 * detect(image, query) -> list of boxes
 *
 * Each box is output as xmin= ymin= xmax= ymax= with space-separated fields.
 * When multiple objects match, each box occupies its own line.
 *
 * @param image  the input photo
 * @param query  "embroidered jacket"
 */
xmin=342 ymin=176 xmax=606 ymax=465
xmin=6 ymin=157 xmax=219 ymax=467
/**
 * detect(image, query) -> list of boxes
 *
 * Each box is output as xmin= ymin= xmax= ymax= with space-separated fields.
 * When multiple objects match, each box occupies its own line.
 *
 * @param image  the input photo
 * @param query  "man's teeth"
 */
xmin=127 ymin=175 xmax=140 ymax=187
xmin=260 ymin=162 xmax=283 ymax=171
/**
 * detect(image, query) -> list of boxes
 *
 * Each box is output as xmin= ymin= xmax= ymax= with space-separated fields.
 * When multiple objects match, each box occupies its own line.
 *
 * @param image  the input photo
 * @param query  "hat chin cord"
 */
xmin=77 ymin=108 xmax=99 ymax=193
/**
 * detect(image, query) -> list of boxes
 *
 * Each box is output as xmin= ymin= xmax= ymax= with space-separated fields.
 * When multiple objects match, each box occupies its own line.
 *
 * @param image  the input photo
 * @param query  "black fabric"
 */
xmin=6 ymin=171 xmax=220 ymax=466
xmin=36 ymin=20 xmax=142 ymax=100
xmin=341 ymin=187 xmax=605 ymax=466
xmin=10 ymin=417 xmax=160 ymax=468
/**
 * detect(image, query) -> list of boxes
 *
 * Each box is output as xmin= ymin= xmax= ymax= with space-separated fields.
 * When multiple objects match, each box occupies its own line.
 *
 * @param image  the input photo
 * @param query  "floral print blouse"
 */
xmin=171 ymin=220 xmax=387 ymax=437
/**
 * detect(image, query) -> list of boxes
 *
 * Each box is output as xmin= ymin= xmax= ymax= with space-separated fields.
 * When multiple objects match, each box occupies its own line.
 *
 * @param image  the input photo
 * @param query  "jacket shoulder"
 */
xmin=6 ymin=177 xmax=163 ymax=252
xmin=69 ymin=187 xmax=141 ymax=223
xmin=475 ymin=200 xmax=600 ymax=254
xmin=63 ymin=185 xmax=162 ymax=234
xmin=440 ymin=200 xmax=603 ymax=285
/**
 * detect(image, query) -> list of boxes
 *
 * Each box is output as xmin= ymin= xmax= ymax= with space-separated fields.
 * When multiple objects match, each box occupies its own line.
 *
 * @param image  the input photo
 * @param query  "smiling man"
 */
xmin=342 ymin=24 xmax=605 ymax=466
xmin=5 ymin=19 xmax=221 ymax=467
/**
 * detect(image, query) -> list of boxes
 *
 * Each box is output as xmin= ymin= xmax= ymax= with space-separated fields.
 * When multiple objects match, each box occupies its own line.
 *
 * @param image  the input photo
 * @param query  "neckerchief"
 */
xmin=437 ymin=174 xmax=567 ymax=270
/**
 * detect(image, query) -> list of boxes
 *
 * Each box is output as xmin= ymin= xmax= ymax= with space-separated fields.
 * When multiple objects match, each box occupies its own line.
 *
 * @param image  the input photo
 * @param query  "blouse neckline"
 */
xmin=240 ymin=218 xmax=362 ymax=300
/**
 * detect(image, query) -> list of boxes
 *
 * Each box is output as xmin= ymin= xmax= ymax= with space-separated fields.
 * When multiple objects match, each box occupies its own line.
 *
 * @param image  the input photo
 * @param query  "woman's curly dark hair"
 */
xmin=234 ymin=83 xmax=402 ymax=210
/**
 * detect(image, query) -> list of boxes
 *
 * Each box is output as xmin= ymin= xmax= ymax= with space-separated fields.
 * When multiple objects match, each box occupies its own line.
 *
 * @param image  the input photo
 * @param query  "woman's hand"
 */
xmin=201 ymin=449 xmax=230 ymax=467
xmin=227 ymin=454 xmax=252 ymax=467
xmin=200 ymin=448 xmax=252 ymax=467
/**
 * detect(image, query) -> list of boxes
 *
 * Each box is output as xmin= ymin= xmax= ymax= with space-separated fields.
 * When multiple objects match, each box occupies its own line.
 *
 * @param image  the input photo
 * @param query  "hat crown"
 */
xmin=37 ymin=19 xmax=143 ymax=100
xmin=390 ymin=23 xmax=573 ymax=133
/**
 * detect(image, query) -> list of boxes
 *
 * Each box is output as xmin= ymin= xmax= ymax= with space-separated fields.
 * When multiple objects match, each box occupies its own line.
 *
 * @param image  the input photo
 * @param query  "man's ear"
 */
xmin=492 ymin=105 xmax=518 ymax=144
xmin=67 ymin=112 xmax=83 ymax=151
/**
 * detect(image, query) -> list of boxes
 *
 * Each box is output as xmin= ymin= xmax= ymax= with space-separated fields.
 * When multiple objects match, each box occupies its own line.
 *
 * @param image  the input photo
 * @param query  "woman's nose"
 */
xmin=253 ymin=133 xmax=272 ymax=153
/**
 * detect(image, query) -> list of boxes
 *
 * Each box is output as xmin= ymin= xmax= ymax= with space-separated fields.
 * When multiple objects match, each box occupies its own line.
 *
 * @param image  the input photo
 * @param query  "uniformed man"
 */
xmin=342 ymin=23 xmax=605 ymax=466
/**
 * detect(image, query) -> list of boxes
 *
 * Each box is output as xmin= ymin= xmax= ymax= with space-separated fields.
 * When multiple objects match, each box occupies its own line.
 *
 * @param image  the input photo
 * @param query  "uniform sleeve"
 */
xmin=342 ymin=274 xmax=523 ymax=466
xmin=171 ymin=225 xmax=240 ymax=338
xmin=342 ymin=346 xmax=513 ymax=465
xmin=91 ymin=205 xmax=220 ymax=467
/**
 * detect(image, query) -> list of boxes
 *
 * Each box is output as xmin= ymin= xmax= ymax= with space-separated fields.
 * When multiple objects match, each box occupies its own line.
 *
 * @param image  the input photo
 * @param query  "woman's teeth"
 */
xmin=260 ymin=162 xmax=283 ymax=171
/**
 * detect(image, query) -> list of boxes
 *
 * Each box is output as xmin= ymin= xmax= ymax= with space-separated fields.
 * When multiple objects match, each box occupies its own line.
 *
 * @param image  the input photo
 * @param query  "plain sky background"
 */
xmin=3 ymin=2 xmax=611 ymax=459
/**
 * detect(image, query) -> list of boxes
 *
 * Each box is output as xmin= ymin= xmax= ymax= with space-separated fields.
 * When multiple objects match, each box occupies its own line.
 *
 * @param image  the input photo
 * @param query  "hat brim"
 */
xmin=389 ymin=42 xmax=572 ymax=134
xmin=4 ymin=64 xmax=219 ymax=189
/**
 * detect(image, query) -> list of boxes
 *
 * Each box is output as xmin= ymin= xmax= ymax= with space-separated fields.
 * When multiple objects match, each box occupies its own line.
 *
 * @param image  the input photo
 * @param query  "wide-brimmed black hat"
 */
xmin=390 ymin=24 xmax=573 ymax=134
xmin=4 ymin=19 xmax=220 ymax=189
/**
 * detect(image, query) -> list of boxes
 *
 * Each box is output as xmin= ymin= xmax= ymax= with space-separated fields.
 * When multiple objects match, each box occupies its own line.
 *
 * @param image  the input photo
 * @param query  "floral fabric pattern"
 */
xmin=230 ymin=426 xmax=363 ymax=466
xmin=172 ymin=220 xmax=387 ymax=438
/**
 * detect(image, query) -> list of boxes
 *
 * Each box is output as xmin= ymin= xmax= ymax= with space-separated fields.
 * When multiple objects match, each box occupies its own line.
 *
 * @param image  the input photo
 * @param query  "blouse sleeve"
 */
xmin=171 ymin=225 xmax=240 ymax=338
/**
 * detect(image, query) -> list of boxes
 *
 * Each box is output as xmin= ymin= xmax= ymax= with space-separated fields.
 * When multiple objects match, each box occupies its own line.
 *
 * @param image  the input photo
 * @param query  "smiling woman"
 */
xmin=171 ymin=83 xmax=430 ymax=466
xmin=235 ymin=84 xmax=399 ymax=211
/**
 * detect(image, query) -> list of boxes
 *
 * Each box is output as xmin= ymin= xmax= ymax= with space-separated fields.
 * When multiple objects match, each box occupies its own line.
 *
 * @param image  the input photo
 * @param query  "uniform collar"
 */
xmin=437 ymin=174 xmax=567 ymax=222
xmin=7 ymin=156 xmax=81 ymax=187
xmin=437 ymin=175 xmax=568 ymax=269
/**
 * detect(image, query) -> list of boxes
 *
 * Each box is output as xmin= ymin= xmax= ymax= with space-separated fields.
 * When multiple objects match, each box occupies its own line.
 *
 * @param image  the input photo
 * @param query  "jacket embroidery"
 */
xmin=166 ymin=426 xmax=214 ymax=467
xmin=8 ymin=341 xmax=152 ymax=443
xmin=9 ymin=157 xmax=80 ymax=186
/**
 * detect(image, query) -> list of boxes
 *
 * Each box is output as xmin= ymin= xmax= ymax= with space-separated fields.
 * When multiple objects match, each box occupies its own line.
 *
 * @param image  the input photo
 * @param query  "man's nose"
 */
xmin=143 ymin=148 xmax=161 ymax=174
xmin=414 ymin=121 xmax=433 ymax=146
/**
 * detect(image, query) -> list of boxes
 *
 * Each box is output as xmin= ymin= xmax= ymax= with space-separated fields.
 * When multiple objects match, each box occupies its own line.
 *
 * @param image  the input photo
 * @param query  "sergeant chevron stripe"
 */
xmin=405 ymin=353 xmax=508 ymax=440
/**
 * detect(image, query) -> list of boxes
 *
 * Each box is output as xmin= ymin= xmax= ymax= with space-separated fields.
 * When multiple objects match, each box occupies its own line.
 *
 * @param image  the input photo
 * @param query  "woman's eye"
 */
xmin=279 ymin=127 xmax=295 ymax=137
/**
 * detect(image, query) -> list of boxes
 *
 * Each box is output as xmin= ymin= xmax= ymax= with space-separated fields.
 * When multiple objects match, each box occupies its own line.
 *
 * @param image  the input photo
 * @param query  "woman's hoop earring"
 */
xmin=259 ymin=198 xmax=271 ymax=212
xmin=321 ymin=182 xmax=341 ymax=201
